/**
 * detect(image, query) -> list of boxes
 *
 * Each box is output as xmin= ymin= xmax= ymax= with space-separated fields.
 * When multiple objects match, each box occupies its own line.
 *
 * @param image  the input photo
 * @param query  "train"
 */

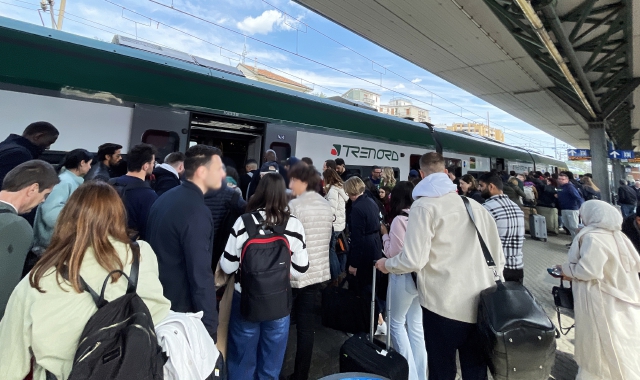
xmin=0 ymin=16 xmax=567 ymax=177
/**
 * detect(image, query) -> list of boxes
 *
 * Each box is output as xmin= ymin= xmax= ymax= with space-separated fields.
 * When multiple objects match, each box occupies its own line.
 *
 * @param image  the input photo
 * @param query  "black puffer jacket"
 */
xmin=85 ymin=161 xmax=112 ymax=182
xmin=0 ymin=134 xmax=43 ymax=183
xmin=348 ymin=194 xmax=383 ymax=287
xmin=204 ymin=183 xmax=247 ymax=238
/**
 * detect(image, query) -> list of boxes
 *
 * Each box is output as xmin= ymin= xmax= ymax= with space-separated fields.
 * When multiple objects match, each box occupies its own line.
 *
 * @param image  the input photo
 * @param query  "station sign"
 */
xmin=609 ymin=150 xmax=635 ymax=159
xmin=567 ymin=149 xmax=590 ymax=161
xmin=622 ymin=158 xmax=640 ymax=163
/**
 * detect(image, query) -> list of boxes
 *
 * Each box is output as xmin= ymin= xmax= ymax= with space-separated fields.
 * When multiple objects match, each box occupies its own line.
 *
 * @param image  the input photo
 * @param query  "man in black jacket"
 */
xmin=204 ymin=180 xmax=246 ymax=268
xmin=618 ymin=179 xmax=638 ymax=218
xmin=0 ymin=122 xmax=59 ymax=183
xmin=621 ymin=205 xmax=640 ymax=255
xmin=152 ymin=152 xmax=185 ymax=196
xmin=146 ymin=145 xmax=226 ymax=341
xmin=85 ymin=143 xmax=122 ymax=182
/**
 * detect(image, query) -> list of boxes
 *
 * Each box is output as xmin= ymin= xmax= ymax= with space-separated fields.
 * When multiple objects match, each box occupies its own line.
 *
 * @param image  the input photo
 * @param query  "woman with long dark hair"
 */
xmin=0 ymin=182 xmax=170 ymax=379
xmin=380 ymin=182 xmax=427 ymax=380
xmin=33 ymin=149 xmax=93 ymax=249
xmin=220 ymin=172 xmax=309 ymax=380
xmin=459 ymin=174 xmax=484 ymax=204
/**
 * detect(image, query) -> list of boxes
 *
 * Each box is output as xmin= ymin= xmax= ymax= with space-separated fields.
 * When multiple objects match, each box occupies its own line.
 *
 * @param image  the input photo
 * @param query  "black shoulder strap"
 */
xmin=399 ymin=211 xmax=410 ymax=218
xmin=461 ymin=196 xmax=501 ymax=284
xmin=127 ymin=241 xmax=140 ymax=294
xmin=241 ymin=212 xmax=261 ymax=239
xmin=61 ymin=266 xmax=104 ymax=308
xmin=271 ymin=217 xmax=288 ymax=235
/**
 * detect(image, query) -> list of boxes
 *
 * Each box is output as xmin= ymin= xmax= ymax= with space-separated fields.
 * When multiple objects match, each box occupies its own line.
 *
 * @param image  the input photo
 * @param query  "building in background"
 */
xmin=446 ymin=122 xmax=505 ymax=142
xmin=237 ymin=63 xmax=313 ymax=93
xmin=342 ymin=88 xmax=381 ymax=109
xmin=379 ymin=97 xmax=430 ymax=123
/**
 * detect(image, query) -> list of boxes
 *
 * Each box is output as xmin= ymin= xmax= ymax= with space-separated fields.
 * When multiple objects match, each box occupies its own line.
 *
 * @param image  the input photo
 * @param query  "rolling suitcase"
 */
xmin=339 ymin=264 xmax=409 ymax=380
xmin=321 ymin=276 xmax=369 ymax=334
xmin=529 ymin=209 xmax=548 ymax=242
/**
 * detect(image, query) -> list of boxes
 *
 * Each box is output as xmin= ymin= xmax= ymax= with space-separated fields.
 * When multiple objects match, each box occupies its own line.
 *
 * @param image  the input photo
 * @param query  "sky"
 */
xmin=1 ymin=0 xmax=572 ymax=157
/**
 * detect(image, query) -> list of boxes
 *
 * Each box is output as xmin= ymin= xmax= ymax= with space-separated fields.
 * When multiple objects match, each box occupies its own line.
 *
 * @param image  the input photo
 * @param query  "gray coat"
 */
xmin=0 ymin=202 xmax=33 ymax=317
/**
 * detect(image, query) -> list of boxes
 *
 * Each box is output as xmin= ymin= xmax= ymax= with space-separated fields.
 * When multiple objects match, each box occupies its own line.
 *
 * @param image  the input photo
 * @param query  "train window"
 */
xmin=469 ymin=157 xmax=476 ymax=170
xmin=269 ymin=142 xmax=291 ymax=161
xmin=142 ymin=130 xmax=180 ymax=163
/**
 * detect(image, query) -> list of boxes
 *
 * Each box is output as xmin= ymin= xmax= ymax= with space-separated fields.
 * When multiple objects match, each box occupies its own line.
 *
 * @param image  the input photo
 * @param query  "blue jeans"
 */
xmin=227 ymin=291 xmax=290 ymax=380
xmin=329 ymin=231 xmax=341 ymax=280
xmin=621 ymin=204 xmax=636 ymax=218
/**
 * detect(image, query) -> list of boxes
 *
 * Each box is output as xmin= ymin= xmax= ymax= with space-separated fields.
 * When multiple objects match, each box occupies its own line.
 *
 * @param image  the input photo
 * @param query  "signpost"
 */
xmin=608 ymin=150 xmax=635 ymax=159
xmin=567 ymin=149 xmax=591 ymax=161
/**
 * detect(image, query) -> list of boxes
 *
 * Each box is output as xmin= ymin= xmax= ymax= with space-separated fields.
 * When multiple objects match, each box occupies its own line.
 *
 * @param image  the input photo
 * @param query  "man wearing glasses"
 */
xmin=369 ymin=165 xmax=382 ymax=188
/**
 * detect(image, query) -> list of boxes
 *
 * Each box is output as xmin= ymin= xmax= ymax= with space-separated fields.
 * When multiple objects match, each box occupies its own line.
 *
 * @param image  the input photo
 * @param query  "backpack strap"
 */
xmin=241 ymin=213 xmax=261 ymax=239
xmin=61 ymin=266 xmax=105 ymax=308
xmin=127 ymin=241 xmax=140 ymax=294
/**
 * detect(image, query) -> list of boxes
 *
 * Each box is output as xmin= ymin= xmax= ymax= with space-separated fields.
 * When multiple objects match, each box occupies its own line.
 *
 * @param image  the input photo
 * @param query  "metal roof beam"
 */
xmin=601 ymin=78 xmax=640 ymax=118
xmin=542 ymin=5 xmax=602 ymax=114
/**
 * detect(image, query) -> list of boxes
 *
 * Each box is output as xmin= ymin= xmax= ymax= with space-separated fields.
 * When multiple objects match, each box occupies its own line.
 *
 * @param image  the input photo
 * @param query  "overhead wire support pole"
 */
xmin=56 ymin=0 xmax=66 ymax=30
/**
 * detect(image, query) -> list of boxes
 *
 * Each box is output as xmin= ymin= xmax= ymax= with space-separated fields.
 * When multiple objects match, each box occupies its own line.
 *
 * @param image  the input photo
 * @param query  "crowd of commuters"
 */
xmin=0 ymin=121 xmax=639 ymax=380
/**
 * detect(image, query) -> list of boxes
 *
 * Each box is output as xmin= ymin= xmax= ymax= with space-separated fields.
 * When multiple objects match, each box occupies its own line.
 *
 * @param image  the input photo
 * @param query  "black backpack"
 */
xmin=66 ymin=242 xmax=165 ymax=380
xmin=212 ymin=191 xmax=242 ymax=270
xmin=237 ymin=212 xmax=292 ymax=322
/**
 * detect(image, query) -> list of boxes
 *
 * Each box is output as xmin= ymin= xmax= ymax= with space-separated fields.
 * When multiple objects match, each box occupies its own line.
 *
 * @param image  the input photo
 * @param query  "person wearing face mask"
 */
xmin=0 ymin=160 xmax=59 ymax=318
xmin=33 ymin=149 xmax=93 ymax=251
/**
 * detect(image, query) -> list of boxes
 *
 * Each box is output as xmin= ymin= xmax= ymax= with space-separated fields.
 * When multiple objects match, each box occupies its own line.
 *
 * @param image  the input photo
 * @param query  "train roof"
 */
xmin=0 ymin=17 xmax=565 ymax=168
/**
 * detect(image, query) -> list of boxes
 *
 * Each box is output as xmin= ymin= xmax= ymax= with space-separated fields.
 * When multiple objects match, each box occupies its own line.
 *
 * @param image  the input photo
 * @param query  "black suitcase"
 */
xmin=339 ymin=264 xmax=409 ymax=380
xmin=321 ymin=276 xmax=368 ymax=334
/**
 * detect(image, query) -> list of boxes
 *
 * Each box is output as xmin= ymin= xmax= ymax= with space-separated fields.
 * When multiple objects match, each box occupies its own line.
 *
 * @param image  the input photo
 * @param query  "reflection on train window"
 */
xmin=470 ymin=157 xmax=476 ymax=170
xmin=270 ymin=142 xmax=291 ymax=161
xmin=410 ymin=154 xmax=421 ymax=171
xmin=142 ymin=129 xmax=179 ymax=163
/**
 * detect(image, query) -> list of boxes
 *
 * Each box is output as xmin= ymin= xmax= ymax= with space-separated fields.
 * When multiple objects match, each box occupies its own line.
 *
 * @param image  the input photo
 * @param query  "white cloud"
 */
xmin=394 ymin=83 xmax=405 ymax=89
xmin=236 ymin=10 xmax=285 ymax=35
xmin=411 ymin=78 xmax=422 ymax=83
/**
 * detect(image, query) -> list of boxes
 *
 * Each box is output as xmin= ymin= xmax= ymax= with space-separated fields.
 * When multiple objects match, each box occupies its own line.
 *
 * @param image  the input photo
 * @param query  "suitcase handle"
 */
xmin=371 ymin=261 xmax=391 ymax=349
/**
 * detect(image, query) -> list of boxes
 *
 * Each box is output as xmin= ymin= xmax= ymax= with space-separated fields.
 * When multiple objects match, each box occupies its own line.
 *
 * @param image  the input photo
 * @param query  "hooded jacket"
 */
xmin=384 ymin=173 xmax=505 ymax=323
xmin=33 ymin=169 xmax=84 ymax=248
xmin=325 ymin=185 xmax=349 ymax=232
xmin=153 ymin=164 xmax=181 ymax=197
xmin=0 ymin=134 xmax=43 ymax=183
xmin=288 ymin=191 xmax=333 ymax=288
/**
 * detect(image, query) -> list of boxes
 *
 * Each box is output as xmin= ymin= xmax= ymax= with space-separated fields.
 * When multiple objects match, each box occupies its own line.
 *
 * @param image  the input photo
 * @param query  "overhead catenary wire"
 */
xmin=3 ymin=0 xmax=555 ymax=149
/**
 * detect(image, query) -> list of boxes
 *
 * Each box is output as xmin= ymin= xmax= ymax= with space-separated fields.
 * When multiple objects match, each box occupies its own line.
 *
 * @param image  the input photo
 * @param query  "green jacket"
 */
xmin=0 ymin=201 xmax=33 ymax=317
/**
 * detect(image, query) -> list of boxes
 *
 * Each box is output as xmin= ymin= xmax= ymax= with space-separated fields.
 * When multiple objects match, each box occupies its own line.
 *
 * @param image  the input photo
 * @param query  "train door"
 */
xmin=130 ymin=104 xmax=190 ymax=160
xmin=264 ymin=124 xmax=296 ymax=166
xmin=189 ymin=113 xmax=264 ymax=172
xmin=444 ymin=157 xmax=462 ymax=178
xmin=493 ymin=158 xmax=505 ymax=172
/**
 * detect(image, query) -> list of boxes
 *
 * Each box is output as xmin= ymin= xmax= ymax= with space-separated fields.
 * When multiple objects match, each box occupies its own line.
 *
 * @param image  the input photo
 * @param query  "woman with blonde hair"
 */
xmin=556 ymin=200 xmax=640 ymax=379
xmin=581 ymin=176 xmax=601 ymax=200
xmin=0 ymin=181 xmax=170 ymax=380
xmin=381 ymin=167 xmax=396 ymax=189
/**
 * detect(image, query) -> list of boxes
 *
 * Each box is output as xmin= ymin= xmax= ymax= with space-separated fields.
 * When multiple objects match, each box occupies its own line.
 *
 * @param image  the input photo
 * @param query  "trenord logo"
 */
xmin=331 ymin=144 xmax=399 ymax=161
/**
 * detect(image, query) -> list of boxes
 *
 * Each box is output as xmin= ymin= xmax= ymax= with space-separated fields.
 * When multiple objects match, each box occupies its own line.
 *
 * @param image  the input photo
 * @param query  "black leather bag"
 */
xmin=552 ymin=279 xmax=575 ymax=335
xmin=462 ymin=196 xmax=556 ymax=380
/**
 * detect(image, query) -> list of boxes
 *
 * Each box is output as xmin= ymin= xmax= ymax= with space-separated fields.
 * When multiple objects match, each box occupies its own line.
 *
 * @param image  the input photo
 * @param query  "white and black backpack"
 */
xmin=64 ymin=242 xmax=165 ymax=380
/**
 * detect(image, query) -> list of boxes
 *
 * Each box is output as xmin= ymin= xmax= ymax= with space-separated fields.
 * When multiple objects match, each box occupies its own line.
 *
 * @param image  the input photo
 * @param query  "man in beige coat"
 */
xmin=376 ymin=153 xmax=505 ymax=380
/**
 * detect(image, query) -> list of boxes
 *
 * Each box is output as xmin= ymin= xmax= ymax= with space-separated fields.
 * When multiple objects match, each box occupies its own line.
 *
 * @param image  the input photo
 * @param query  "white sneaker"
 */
xmin=375 ymin=321 xmax=387 ymax=336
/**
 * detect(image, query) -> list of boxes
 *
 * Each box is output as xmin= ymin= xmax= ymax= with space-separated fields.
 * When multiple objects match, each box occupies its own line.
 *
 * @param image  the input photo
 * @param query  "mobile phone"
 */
xmin=547 ymin=267 xmax=562 ymax=277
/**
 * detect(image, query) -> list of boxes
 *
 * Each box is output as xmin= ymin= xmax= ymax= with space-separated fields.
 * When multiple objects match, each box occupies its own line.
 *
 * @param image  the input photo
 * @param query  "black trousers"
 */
xmin=289 ymin=283 xmax=320 ymax=380
xmin=503 ymin=268 xmax=524 ymax=284
xmin=422 ymin=308 xmax=488 ymax=380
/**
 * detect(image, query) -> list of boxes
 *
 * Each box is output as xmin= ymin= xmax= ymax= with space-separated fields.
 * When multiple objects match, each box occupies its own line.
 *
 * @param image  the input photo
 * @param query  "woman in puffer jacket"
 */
xmin=287 ymin=163 xmax=334 ymax=380
xmin=324 ymin=168 xmax=349 ymax=280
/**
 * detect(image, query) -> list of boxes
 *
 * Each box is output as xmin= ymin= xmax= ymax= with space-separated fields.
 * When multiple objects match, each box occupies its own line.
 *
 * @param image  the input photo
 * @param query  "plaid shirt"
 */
xmin=482 ymin=194 xmax=525 ymax=270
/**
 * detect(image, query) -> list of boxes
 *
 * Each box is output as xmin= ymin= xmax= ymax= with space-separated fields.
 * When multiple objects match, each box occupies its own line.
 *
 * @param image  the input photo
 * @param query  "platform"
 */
xmin=281 ymin=232 xmax=578 ymax=380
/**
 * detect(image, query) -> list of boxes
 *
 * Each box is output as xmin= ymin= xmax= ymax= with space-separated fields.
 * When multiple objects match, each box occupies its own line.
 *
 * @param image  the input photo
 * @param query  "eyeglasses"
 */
xmin=373 ymin=171 xmax=382 ymax=174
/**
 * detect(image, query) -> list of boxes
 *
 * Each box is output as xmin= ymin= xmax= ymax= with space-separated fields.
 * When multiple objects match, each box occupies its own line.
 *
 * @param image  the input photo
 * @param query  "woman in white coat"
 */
xmin=556 ymin=200 xmax=640 ymax=379
xmin=324 ymin=168 xmax=349 ymax=280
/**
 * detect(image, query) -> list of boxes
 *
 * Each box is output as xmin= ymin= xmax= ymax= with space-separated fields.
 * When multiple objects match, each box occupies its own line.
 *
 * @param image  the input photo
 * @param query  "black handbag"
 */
xmin=462 ymin=196 xmax=556 ymax=380
xmin=552 ymin=279 xmax=575 ymax=335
